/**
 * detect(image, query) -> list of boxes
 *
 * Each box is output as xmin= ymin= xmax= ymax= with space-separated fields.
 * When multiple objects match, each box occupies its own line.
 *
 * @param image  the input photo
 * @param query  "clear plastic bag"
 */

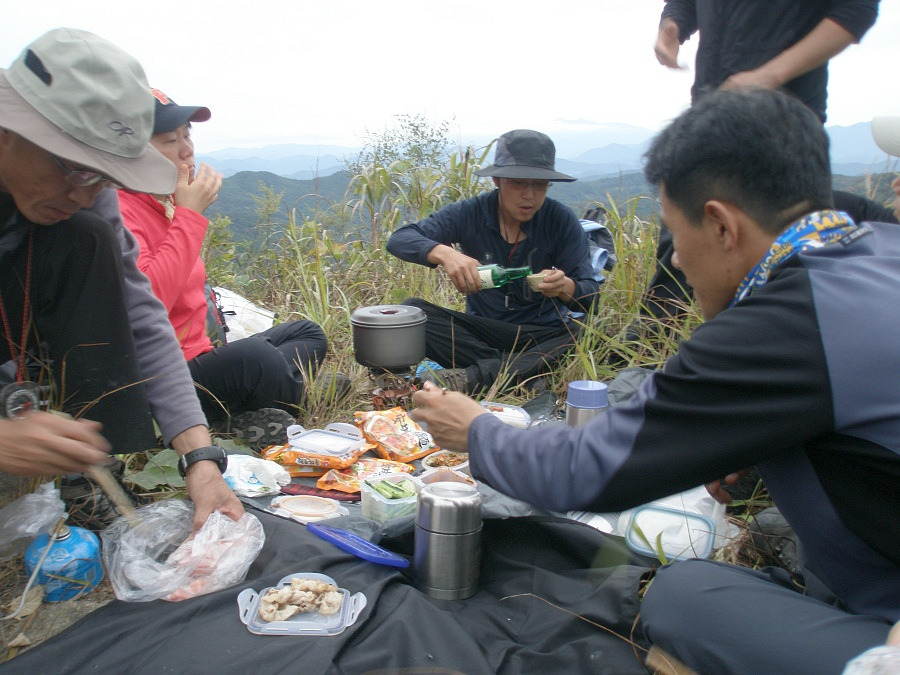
xmin=101 ymin=499 xmax=265 ymax=602
xmin=0 ymin=482 xmax=66 ymax=559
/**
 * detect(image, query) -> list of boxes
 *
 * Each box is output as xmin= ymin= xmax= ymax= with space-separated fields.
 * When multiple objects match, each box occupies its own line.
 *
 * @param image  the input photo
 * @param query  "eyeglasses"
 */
xmin=50 ymin=154 xmax=118 ymax=188
xmin=504 ymin=179 xmax=551 ymax=193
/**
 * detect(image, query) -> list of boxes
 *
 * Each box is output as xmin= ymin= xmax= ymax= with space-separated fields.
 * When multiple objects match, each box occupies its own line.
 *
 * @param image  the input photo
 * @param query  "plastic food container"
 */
xmin=360 ymin=473 xmax=424 ymax=522
xmin=237 ymin=572 xmax=366 ymax=636
xmin=419 ymin=466 xmax=477 ymax=488
xmin=421 ymin=450 xmax=470 ymax=475
xmin=286 ymin=423 xmax=367 ymax=456
xmin=480 ymin=401 xmax=531 ymax=429
xmin=623 ymin=504 xmax=717 ymax=561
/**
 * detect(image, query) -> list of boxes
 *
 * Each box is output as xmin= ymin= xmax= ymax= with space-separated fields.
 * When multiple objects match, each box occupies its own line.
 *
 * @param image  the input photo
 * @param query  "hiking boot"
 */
xmin=226 ymin=407 xmax=294 ymax=452
xmin=523 ymin=375 xmax=550 ymax=395
xmin=60 ymin=457 xmax=143 ymax=532
xmin=418 ymin=368 xmax=471 ymax=394
xmin=317 ymin=372 xmax=352 ymax=402
xmin=748 ymin=506 xmax=802 ymax=575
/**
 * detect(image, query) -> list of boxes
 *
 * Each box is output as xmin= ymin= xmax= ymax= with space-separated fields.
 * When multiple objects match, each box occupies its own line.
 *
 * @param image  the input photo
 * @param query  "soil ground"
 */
xmin=0 ymin=474 xmax=113 ymax=661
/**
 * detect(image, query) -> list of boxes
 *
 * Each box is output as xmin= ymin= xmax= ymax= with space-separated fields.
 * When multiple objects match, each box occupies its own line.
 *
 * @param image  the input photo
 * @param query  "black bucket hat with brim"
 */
xmin=475 ymin=129 xmax=576 ymax=182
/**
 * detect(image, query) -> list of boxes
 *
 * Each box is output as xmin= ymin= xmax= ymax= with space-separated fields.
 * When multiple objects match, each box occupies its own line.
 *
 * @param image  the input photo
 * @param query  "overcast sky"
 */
xmin=3 ymin=1 xmax=899 ymax=153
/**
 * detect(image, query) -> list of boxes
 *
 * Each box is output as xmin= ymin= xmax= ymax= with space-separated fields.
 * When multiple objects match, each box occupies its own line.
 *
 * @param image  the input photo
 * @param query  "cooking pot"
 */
xmin=351 ymin=305 xmax=427 ymax=372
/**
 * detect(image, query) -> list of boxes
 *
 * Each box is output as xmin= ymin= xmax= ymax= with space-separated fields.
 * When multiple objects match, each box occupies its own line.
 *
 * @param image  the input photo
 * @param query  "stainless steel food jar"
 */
xmin=565 ymin=380 xmax=609 ymax=427
xmin=350 ymin=305 xmax=427 ymax=372
xmin=414 ymin=482 xmax=482 ymax=600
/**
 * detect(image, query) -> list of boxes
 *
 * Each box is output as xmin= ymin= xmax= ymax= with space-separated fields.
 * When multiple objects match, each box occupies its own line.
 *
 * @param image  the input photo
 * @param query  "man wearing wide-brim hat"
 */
xmin=387 ymin=129 xmax=599 ymax=394
xmin=0 ymin=28 xmax=242 ymax=529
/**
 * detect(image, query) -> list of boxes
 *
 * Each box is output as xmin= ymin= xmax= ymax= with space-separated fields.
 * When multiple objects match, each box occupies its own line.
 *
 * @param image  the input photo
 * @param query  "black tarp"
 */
xmin=1 ymin=511 xmax=655 ymax=674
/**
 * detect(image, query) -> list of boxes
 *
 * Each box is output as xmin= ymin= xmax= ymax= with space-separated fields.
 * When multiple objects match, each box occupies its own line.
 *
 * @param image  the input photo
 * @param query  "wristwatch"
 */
xmin=178 ymin=445 xmax=228 ymax=478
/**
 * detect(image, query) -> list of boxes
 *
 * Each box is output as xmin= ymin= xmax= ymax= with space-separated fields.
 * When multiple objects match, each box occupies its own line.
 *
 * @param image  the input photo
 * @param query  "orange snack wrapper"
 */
xmin=354 ymin=407 xmax=439 ymax=463
xmin=316 ymin=458 xmax=414 ymax=493
xmin=262 ymin=442 xmax=372 ymax=478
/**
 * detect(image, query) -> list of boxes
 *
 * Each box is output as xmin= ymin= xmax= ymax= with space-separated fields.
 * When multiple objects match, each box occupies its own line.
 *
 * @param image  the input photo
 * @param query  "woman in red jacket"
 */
xmin=119 ymin=89 xmax=332 ymax=450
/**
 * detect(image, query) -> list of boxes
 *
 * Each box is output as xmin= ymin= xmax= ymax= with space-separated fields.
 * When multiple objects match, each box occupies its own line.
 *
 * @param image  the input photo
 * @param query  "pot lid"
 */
xmin=350 ymin=305 xmax=426 ymax=327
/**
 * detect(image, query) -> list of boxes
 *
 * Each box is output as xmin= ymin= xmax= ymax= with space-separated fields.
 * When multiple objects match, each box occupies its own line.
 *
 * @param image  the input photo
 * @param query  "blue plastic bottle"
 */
xmin=24 ymin=525 xmax=104 ymax=602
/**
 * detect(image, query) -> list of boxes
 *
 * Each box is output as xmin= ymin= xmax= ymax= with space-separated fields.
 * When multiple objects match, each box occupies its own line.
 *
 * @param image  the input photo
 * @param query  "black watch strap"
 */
xmin=178 ymin=445 xmax=228 ymax=478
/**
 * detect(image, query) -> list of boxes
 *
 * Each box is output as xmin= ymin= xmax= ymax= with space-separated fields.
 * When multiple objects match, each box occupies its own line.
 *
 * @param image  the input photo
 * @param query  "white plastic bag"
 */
xmin=223 ymin=454 xmax=290 ymax=497
xmin=101 ymin=499 xmax=265 ymax=602
xmin=0 ymin=482 xmax=66 ymax=559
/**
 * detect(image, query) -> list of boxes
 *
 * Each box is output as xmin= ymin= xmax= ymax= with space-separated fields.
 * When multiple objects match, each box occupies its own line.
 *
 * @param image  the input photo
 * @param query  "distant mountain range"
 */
xmin=199 ymin=122 xmax=896 ymax=182
xmin=211 ymin=168 xmax=895 ymax=245
xmin=203 ymin=121 xmax=897 ymax=242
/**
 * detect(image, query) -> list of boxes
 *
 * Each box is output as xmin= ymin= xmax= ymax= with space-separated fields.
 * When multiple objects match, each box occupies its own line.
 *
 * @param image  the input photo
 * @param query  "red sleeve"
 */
xmin=118 ymin=191 xmax=209 ymax=313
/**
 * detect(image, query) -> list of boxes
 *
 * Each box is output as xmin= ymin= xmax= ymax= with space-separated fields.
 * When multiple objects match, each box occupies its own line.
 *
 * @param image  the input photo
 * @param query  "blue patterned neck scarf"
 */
xmin=731 ymin=210 xmax=858 ymax=307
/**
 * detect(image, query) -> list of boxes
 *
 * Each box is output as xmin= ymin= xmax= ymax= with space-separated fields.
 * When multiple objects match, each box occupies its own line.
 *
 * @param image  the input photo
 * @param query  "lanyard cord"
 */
xmin=0 ymin=226 xmax=34 ymax=382
xmin=506 ymin=228 xmax=522 ymax=266
xmin=500 ymin=215 xmax=523 ymax=266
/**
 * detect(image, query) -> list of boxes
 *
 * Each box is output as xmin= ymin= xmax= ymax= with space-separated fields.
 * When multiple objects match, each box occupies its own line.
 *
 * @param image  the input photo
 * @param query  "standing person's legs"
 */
xmin=0 ymin=215 xmax=157 ymax=452
xmin=641 ymin=558 xmax=891 ymax=675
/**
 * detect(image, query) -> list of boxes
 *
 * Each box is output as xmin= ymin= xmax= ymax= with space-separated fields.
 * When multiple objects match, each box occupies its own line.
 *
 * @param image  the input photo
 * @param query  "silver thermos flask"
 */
xmin=414 ymin=482 xmax=483 ymax=600
xmin=566 ymin=380 xmax=609 ymax=426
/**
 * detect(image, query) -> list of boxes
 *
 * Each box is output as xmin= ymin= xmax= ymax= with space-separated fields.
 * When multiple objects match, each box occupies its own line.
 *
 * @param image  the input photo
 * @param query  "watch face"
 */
xmin=1 ymin=382 xmax=40 ymax=418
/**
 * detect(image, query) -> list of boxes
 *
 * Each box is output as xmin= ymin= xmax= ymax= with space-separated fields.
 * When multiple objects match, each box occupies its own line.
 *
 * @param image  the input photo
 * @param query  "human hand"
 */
xmin=173 ymin=162 xmax=222 ymax=215
xmin=888 ymin=620 xmax=900 ymax=646
xmin=654 ymin=18 xmax=684 ymax=69
xmin=0 ymin=412 xmax=111 ymax=476
xmin=185 ymin=460 xmax=244 ymax=531
xmin=533 ymin=267 xmax=576 ymax=301
xmin=720 ymin=66 xmax=782 ymax=92
xmin=705 ymin=469 xmax=750 ymax=504
xmin=434 ymin=247 xmax=484 ymax=295
xmin=409 ymin=381 xmax=488 ymax=450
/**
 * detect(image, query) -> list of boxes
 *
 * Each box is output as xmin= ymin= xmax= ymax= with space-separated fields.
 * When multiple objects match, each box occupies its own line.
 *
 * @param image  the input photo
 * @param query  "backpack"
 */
xmin=204 ymin=281 xmax=229 ymax=348
xmin=580 ymin=206 xmax=617 ymax=282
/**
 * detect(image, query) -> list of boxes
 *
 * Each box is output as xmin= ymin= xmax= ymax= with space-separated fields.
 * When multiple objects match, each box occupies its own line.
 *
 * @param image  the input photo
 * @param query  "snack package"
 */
xmin=263 ymin=444 xmax=372 ymax=478
xmin=354 ymin=408 xmax=438 ymax=463
xmin=262 ymin=423 xmax=374 ymax=478
xmin=316 ymin=458 xmax=414 ymax=494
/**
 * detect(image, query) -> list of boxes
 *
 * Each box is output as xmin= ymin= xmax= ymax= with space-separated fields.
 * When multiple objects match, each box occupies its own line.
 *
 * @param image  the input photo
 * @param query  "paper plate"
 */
xmin=269 ymin=495 xmax=348 ymax=524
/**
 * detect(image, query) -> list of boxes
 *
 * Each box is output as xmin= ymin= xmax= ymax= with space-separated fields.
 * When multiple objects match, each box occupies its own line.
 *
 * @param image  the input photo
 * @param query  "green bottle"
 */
xmin=476 ymin=264 xmax=532 ymax=289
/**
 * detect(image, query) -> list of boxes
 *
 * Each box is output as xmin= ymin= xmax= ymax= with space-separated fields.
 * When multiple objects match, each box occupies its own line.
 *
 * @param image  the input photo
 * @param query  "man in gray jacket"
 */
xmin=0 ymin=28 xmax=241 ymax=529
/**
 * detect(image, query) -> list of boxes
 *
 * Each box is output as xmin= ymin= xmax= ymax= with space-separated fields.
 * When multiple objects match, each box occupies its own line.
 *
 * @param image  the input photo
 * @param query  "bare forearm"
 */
xmin=725 ymin=18 xmax=856 ymax=91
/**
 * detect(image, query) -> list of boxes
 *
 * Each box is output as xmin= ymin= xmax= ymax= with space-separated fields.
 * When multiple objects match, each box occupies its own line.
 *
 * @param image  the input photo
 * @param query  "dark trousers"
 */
xmin=402 ymin=298 xmax=579 ymax=390
xmin=187 ymin=320 xmax=327 ymax=422
xmin=641 ymin=558 xmax=892 ymax=675
xmin=0 ymin=214 xmax=156 ymax=452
